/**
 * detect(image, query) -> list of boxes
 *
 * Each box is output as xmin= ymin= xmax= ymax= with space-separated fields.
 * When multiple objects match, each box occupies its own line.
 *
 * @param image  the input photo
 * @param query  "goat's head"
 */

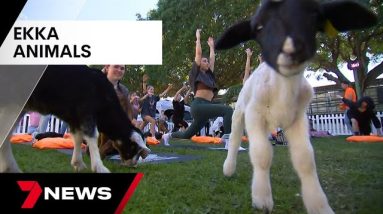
xmin=113 ymin=127 xmax=148 ymax=167
xmin=215 ymin=0 xmax=377 ymax=76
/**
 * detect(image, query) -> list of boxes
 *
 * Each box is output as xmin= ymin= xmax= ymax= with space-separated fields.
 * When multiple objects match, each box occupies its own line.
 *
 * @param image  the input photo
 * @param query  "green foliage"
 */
xmin=147 ymin=0 xmax=261 ymax=92
xmin=146 ymin=0 xmax=382 ymax=99
xmin=124 ymin=0 xmax=381 ymax=99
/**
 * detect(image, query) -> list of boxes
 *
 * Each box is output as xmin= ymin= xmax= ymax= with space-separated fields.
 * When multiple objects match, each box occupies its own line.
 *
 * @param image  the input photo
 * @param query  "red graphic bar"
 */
xmin=114 ymin=173 xmax=144 ymax=214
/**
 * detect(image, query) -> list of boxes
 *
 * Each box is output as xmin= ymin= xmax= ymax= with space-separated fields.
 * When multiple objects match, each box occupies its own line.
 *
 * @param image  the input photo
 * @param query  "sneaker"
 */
xmin=162 ymin=133 xmax=172 ymax=146
xmin=222 ymin=136 xmax=246 ymax=151
xmin=238 ymin=146 xmax=246 ymax=151
xmin=224 ymin=139 xmax=229 ymax=149
xmin=221 ymin=134 xmax=230 ymax=149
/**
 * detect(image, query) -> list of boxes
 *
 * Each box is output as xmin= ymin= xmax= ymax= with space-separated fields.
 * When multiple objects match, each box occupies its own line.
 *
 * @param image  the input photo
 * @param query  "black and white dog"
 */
xmin=215 ymin=0 xmax=376 ymax=213
xmin=0 ymin=65 xmax=150 ymax=173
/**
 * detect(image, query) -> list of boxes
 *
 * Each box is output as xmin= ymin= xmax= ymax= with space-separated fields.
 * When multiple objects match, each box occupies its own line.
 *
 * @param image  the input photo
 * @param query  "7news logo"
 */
xmin=1 ymin=173 xmax=141 ymax=213
xmin=17 ymin=181 xmax=112 ymax=209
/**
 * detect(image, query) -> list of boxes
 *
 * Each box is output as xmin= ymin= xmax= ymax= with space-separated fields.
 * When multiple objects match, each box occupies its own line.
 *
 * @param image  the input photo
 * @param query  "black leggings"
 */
xmin=171 ymin=97 xmax=233 ymax=139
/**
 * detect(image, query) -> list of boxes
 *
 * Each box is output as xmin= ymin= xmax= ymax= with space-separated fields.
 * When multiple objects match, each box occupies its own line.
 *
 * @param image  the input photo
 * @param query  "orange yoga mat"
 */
xmin=346 ymin=135 xmax=383 ymax=143
xmin=191 ymin=136 xmax=222 ymax=144
xmin=32 ymin=137 xmax=86 ymax=149
xmin=146 ymin=136 xmax=160 ymax=145
xmin=10 ymin=134 xmax=33 ymax=143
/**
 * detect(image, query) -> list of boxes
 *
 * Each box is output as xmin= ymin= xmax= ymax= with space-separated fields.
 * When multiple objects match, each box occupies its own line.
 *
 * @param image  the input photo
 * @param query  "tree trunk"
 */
xmin=353 ymin=68 xmax=364 ymax=99
xmin=323 ymin=66 xmax=351 ymax=85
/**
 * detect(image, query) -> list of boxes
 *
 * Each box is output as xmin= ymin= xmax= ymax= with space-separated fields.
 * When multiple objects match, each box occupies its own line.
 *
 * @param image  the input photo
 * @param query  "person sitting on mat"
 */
xmin=337 ymin=95 xmax=382 ymax=136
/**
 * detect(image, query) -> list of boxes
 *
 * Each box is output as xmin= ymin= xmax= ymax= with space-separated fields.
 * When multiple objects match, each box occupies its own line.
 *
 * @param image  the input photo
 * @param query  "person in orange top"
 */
xmin=339 ymin=80 xmax=357 ymax=131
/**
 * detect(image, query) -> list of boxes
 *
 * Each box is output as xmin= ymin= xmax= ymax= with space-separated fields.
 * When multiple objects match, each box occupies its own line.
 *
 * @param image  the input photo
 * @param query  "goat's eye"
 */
xmin=256 ymin=25 xmax=263 ymax=31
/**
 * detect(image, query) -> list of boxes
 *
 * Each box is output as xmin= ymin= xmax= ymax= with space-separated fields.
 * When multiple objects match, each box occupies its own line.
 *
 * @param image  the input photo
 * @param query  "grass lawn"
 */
xmin=11 ymin=136 xmax=383 ymax=214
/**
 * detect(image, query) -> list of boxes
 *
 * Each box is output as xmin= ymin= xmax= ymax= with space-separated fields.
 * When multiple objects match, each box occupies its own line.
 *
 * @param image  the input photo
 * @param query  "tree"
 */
xmin=138 ymin=0 xmax=381 ymax=100
xmin=146 ymin=0 xmax=262 ymax=93
xmin=307 ymin=0 xmax=383 ymax=98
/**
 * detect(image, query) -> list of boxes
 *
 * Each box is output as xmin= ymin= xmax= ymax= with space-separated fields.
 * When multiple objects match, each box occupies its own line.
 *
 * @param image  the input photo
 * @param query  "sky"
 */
xmin=18 ymin=0 xmax=382 ymax=88
xmin=19 ymin=0 xmax=158 ymax=20
xmin=306 ymin=61 xmax=383 ymax=87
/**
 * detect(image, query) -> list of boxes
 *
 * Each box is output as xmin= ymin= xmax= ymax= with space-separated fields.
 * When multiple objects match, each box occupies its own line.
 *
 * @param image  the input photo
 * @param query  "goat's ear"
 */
xmin=319 ymin=1 xmax=377 ymax=34
xmin=215 ymin=20 xmax=253 ymax=50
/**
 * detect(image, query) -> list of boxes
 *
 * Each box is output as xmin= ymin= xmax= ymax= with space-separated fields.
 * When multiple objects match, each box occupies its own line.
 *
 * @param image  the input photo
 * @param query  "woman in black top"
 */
xmin=162 ymin=29 xmax=233 ymax=146
xmin=140 ymin=84 xmax=172 ymax=140
xmin=339 ymin=95 xmax=382 ymax=135
xmin=172 ymin=84 xmax=191 ymax=132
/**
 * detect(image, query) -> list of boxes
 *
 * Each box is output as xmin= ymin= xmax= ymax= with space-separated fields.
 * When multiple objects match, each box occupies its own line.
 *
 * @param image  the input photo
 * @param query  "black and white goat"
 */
xmin=215 ymin=0 xmax=376 ymax=213
xmin=0 ymin=65 xmax=150 ymax=173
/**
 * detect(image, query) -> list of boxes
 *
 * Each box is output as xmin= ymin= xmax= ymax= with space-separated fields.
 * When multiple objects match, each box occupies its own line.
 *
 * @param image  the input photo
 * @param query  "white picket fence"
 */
xmin=308 ymin=112 xmax=383 ymax=136
xmin=14 ymin=114 xmax=65 ymax=134
xmin=14 ymin=112 xmax=383 ymax=136
xmin=14 ymin=114 xmax=182 ymax=135
xmin=15 ymin=114 xmax=210 ymax=136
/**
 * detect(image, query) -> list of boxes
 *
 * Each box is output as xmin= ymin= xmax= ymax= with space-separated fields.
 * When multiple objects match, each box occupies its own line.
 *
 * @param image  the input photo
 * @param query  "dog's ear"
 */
xmin=215 ymin=20 xmax=253 ymax=50
xmin=319 ymin=1 xmax=377 ymax=34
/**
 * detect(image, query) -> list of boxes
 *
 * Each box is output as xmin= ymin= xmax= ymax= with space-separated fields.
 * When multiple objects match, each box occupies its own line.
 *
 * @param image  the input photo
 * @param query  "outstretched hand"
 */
xmin=181 ymin=84 xmax=188 ymax=90
xmin=196 ymin=29 xmax=202 ymax=40
xmin=246 ymin=48 xmax=253 ymax=57
xmin=208 ymin=37 xmax=214 ymax=48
